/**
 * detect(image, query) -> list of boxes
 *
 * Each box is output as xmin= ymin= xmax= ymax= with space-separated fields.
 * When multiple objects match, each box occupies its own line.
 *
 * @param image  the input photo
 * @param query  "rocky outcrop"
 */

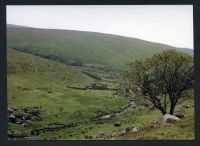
xmin=8 ymin=107 xmax=42 ymax=127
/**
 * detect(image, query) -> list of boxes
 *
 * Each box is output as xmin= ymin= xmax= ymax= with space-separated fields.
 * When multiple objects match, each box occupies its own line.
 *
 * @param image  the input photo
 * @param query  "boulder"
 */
xmin=160 ymin=114 xmax=180 ymax=125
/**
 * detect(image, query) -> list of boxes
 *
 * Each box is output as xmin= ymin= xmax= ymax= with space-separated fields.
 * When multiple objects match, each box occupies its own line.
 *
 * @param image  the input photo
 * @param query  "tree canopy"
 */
xmin=123 ymin=50 xmax=194 ymax=115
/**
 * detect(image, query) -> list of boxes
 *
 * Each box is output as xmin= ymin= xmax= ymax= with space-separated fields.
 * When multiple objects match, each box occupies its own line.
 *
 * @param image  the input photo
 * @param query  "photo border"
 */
xmin=1 ymin=0 xmax=200 ymax=146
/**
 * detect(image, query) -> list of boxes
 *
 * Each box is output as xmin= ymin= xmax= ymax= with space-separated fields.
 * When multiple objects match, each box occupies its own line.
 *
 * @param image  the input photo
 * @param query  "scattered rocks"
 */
xmin=95 ymin=99 xmax=136 ymax=123
xmin=30 ymin=123 xmax=76 ymax=136
xmin=8 ymin=130 xmax=29 ymax=139
xmin=160 ymin=114 xmax=180 ymax=125
xmin=119 ymin=126 xmax=139 ymax=136
xmin=8 ymin=107 xmax=42 ymax=127
xmin=114 ymin=121 xmax=121 ymax=127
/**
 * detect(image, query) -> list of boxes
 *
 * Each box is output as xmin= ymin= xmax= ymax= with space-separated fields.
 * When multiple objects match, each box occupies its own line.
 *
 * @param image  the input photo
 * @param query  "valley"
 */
xmin=7 ymin=25 xmax=194 ymax=140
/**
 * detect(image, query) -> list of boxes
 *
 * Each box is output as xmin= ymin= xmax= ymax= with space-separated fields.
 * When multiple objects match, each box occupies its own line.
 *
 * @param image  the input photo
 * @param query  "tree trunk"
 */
xmin=156 ymin=105 xmax=166 ymax=115
xmin=169 ymin=103 xmax=175 ymax=115
xmin=163 ymin=95 xmax=167 ymax=114
xmin=161 ymin=108 xmax=167 ymax=115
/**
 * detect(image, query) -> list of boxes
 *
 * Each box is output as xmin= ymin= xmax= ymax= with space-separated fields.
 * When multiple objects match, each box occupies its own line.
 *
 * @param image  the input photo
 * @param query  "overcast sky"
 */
xmin=7 ymin=5 xmax=193 ymax=49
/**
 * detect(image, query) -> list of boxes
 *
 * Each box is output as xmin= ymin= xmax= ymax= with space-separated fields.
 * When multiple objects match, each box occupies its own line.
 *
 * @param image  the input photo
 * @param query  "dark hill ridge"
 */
xmin=7 ymin=24 xmax=192 ymax=70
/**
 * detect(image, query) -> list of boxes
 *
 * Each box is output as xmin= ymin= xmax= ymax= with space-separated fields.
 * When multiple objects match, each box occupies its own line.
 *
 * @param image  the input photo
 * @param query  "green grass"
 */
xmin=117 ymin=99 xmax=194 ymax=140
xmin=7 ymin=38 xmax=194 ymax=140
xmin=7 ymin=49 xmax=130 ymax=139
xmin=7 ymin=27 xmax=180 ymax=70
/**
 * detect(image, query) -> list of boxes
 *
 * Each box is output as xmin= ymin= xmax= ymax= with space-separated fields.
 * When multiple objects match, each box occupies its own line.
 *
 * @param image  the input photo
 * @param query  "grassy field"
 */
xmin=7 ymin=48 xmax=194 ymax=140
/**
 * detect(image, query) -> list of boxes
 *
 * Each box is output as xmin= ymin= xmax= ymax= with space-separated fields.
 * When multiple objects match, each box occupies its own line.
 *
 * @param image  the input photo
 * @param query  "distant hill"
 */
xmin=177 ymin=48 xmax=193 ymax=55
xmin=7 ymin=24 xmax=32 ymax=28
xmin=7 ymin=24 xmax=191 ymax=70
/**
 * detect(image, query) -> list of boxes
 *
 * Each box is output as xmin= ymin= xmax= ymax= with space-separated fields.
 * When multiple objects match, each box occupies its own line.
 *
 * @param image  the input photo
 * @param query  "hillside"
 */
xmin=7 ymin=48 xmax=130 ymax=140
xmin=7 ymin=48 xmax=194 ymax=140
xmin=7 ymin=24 xmax=194 ymax=140
xmin=7 ymin=25 xmax=184 ymax=70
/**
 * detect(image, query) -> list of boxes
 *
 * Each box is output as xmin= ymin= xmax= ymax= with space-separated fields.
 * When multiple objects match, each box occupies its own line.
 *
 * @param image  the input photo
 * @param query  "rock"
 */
xmin=132 ymin=127 xmax=139 ymax=132
xmin=16 ymin=120 xmax=23 ymax=124
xmin=8 ymin=114 xmax=16 ymax=123
xmin=84 ymin=135 xmax=93 ymax=139
xmin=121 ymin=108 xmax=129 ymax=113
xmin=31 ymin=130 xmax=39 ymax=136
xmin=175 ymin=114 xmax=185 ymax=119
xmin=21 ymin=123 xmax=30 ymax=127
xmin=22 ymin=116 xmax=26 ymax=121
xmin=150 ymin=120 xmax=158 ymax=125
xmin=125 ymin=126 xmax=133 ymax=132
xmin=183 ymin=105 xmax=191 ymax=109
xmin=96 ymin=132 xmax=106 ymax=139
xmin=8 ymin=107 xmax=14 ymax=113
xmin=100 ymin=114 xmax=111 ymax=120
xmin=129 ymin=100 xmax=136 ymax=108
xmin=114 ymin=121 xmax=121 ymax=127
xmin=43 ymin=125 xmax=49 ymax=128
xmin=119 ymin=130 xmax=126 ymax=136
xmin=105 ymin=132 xmax=112 ymax=138
xmin=160 ymin=114 xmax=180 ymax=125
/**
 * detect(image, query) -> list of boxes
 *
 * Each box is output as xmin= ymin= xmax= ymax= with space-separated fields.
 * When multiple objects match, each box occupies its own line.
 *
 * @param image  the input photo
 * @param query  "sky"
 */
xmin=7 ymin=5 xmax=193 ymax=49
